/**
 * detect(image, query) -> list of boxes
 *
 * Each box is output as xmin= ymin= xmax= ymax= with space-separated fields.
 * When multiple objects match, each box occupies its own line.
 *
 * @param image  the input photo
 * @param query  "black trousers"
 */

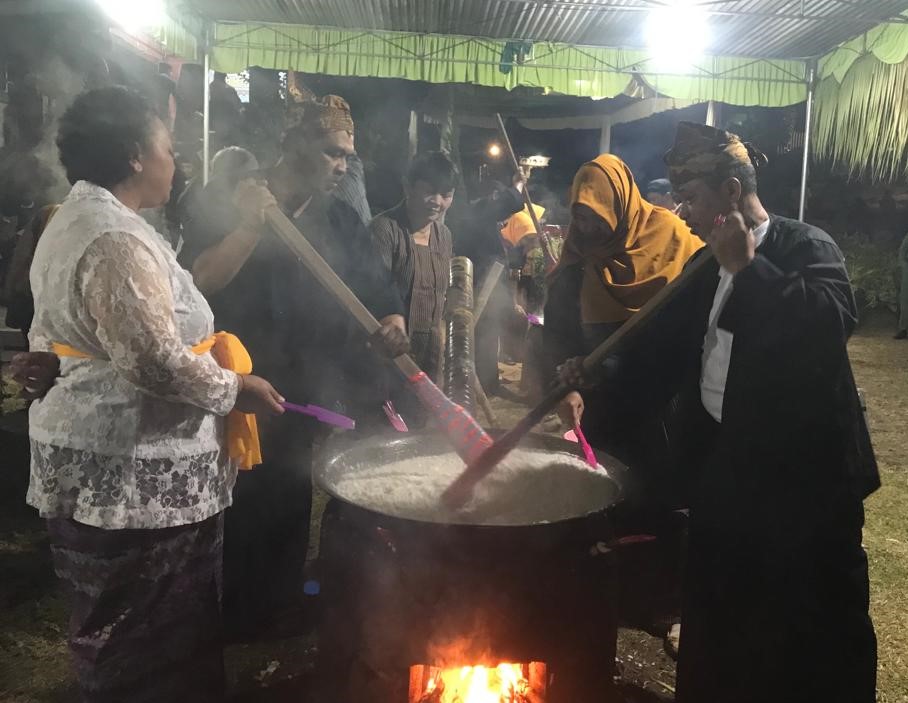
xmin=676 ymin=492 xmax=877 ymax=703
xmin=222 ymin=421 xmax=314 ymax=638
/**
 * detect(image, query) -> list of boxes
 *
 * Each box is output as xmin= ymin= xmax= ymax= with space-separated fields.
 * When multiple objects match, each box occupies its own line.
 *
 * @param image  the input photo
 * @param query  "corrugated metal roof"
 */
xmin=175 ymin=0 xmax=908 ymax=59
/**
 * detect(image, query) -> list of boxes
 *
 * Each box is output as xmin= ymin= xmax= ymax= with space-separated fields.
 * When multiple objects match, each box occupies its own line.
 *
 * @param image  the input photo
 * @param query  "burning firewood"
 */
xmin=412 ymin=663 xmax=544 ymax=703
xmin=524 ymin=689 xmax=545 ymax=703
xmin=417 ymin=676 xmax=445 ymax=703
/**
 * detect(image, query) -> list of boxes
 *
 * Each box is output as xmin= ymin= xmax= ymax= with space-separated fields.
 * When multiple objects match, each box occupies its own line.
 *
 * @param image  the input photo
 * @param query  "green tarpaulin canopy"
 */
xmin=156 ymin=0 xmax=908 ymax=187
xmin=815 ymin=16 xmax=908 ymax=181
xmin=206 ymin=23 xmax=808 ymax=107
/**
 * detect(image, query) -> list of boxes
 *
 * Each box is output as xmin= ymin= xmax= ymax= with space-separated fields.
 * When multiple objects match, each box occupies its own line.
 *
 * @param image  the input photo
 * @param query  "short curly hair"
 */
xmin=56 ymin=86 xmax=158 ymax=189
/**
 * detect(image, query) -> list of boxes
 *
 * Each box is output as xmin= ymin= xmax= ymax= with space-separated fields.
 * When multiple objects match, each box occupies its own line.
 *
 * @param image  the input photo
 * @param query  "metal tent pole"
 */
xmin=202 ymin=27 xmax=211 ymax=185
xmin=599 ymin=117 xmax=611 ymax=153
xmin=798 ymin=62 xmax=816 ymax=222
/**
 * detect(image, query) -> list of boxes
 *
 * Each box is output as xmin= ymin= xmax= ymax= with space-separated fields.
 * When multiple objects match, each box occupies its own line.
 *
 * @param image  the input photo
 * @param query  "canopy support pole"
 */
xmin=408 ymin=111 xmax=419 ymax=160
xmin=202 ymin=26 xmax=211 ymax=185
xmin=599 ymin=117 xmax=611 ymax=153
xmin=798 ymin=61 xmax=816 ymax=222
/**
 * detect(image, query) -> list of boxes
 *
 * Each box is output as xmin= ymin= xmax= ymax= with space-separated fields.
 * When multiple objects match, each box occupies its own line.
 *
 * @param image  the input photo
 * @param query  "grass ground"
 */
xmin=0 ymin=318 xmax=905 ymax=701
xmin=848 ymin=319 xmax=908 ymax=703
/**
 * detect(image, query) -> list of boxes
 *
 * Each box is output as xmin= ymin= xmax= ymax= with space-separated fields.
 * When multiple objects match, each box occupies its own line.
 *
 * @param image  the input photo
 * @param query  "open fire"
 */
xmin=409 ymin=663 xmax=546 ymax=703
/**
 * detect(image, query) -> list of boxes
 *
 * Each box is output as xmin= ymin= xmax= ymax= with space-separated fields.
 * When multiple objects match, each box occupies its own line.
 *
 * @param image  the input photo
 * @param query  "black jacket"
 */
xmin=181 ymin=191 xmax=403 ymax=421
xmin=451 ymin=186 xmax=524 ymax=277
xmin=598 ymin=215 xmax=878 ymax=532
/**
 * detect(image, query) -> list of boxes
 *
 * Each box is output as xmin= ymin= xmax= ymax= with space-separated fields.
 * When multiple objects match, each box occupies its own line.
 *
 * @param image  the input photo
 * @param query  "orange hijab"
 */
xmin=557 ymin=154 xmax=703 ymax=324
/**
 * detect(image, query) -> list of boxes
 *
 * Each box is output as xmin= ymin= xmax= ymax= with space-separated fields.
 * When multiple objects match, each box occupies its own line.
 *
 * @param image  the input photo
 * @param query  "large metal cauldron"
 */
xmin=313 ymin=432 xmax=628 ymax=703
xmin=315 ymin=431 xmax=627 ymax=530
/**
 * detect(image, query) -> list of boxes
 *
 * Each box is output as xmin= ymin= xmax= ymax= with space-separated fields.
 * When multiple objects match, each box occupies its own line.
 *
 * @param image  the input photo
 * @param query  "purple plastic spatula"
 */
xmin=383 ymin=400 xmax=409 ymax=432
xmin=281 ymin=401 xmax=355 ymax=431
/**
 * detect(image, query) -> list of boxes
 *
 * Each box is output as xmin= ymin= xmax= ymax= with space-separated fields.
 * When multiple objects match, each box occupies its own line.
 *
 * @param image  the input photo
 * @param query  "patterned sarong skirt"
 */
xmin=46 ymin=513 xmax=225 ymax=703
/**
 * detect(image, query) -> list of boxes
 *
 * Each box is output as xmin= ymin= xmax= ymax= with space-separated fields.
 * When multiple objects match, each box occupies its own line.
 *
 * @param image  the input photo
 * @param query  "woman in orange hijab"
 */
xmin=544 ymin=153 xmax=703 ymax=440
xmin=544 ymin=153 xmax=703 ymax=657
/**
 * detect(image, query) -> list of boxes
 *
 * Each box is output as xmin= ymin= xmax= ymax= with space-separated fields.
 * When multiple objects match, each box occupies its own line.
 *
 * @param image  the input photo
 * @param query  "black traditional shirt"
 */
xmin=180 ymin=187 xmax=403 ymax=421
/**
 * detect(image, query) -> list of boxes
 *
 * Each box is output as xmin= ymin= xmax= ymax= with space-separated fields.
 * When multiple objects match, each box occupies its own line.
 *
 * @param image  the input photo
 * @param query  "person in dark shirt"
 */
xmin=371 ymin=152 xmax=457 ymax=383
xmin=452 ymin=176 xmax=524 ymax=281
xmin=150 ymin=62 xmax=176 ymax=130
xmin=180 ymin=97 xmax=407 ymax=638
xmin=2 ymin=204 xmax=60 ymax=336
xmin=173 ymin=64 xmax=204 ymax=153
xmin=208 ymin=72 xmax=243 ymax=151
xmin=645 ymin=177 xmax=677 ymax=211
xmin=560 ymin=122 xmax=878 ymax=703
xmin=333 ymin=152 xmax=371 ymax=226
xmin=179 ymin=147 xmax=274 ymax=354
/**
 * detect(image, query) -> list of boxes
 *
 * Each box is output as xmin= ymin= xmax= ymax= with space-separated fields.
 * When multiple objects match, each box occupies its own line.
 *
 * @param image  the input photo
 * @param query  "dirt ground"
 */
xmin=0 ymin=317 xmax=905 ymax=702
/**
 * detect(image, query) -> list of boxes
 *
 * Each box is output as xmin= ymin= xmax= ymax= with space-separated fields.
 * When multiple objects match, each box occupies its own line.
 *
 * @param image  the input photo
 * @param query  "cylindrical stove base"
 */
xmin=315 ymin=498 xmax=621 ymax=703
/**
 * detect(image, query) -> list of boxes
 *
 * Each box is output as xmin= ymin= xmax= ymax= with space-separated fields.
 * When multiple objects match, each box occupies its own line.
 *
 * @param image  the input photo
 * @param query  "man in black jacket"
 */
xmin=562 ymin=122 xmax=878 ymax=703
xmin=179 ymin=97 xmax=408 ymax=638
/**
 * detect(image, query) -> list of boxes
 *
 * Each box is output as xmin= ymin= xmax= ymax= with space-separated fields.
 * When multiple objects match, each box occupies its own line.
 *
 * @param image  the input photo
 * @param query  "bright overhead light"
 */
xmin=95 ymin=0 xmax=166 ymax=33
xmin=488 ymin=143 xmax=502 ymax=158
xmin=646 ymin=0 xmax=709 ymax=72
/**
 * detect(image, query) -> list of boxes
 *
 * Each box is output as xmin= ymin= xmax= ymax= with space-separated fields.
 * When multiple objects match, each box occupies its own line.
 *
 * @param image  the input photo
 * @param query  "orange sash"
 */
xmin=52 ymin=332 xmax=261 ymax=470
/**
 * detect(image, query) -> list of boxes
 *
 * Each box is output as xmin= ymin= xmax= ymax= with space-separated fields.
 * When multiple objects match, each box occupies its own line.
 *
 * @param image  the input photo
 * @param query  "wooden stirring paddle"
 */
xmin=440 ymin=248 xmax=716 ymax=508
xmin=265 ymin=206 xmax=493 ymax=465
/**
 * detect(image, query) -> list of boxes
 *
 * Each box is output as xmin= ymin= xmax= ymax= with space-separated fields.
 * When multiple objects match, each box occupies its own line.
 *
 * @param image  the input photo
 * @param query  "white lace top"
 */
xmin=27 ymin=181 xmax=240 ymax=529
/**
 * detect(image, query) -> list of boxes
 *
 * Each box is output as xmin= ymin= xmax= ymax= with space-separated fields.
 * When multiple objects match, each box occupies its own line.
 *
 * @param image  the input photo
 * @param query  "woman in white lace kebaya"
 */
xmin=27 ymin=86 xmax=284 ymax=702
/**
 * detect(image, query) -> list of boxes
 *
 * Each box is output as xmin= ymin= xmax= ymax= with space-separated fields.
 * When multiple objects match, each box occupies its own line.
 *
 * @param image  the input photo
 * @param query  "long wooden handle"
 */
xmin=453 ymin=379 xmax=569 ymax=480
xmin=457 ymin=248 xmax=715 ymax=487
xmin=580 ymin=248 xmax=715 ymax=378
xmin=494 ymin=113 xmax=557 ymax=266
xmin=264 ymin=206 xmax=422 ymax=379
xmin=266 ymin=205 xmax=495 ymax=466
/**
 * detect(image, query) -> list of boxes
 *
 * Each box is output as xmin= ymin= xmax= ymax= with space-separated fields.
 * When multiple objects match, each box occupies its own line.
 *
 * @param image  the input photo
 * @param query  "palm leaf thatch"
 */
xmin=814 ymin=53 xmax=908 ymax=182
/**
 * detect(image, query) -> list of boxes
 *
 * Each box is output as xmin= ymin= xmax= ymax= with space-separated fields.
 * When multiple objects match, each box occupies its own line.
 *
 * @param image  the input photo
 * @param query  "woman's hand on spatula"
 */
xmin=234 ymin=374 xmax=285 ymax=416
xmin=369 ymin=314 xmax=411 ymax=358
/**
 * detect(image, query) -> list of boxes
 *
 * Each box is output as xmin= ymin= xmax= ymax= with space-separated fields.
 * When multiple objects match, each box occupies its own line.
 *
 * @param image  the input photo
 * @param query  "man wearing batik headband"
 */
xmin=265 ymin=95 xmax=408 ymax=373
xmin=179 ymin=95 xmax=408 ymax=639
xmin=560 ymin=121 xmax=878 ymax=702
